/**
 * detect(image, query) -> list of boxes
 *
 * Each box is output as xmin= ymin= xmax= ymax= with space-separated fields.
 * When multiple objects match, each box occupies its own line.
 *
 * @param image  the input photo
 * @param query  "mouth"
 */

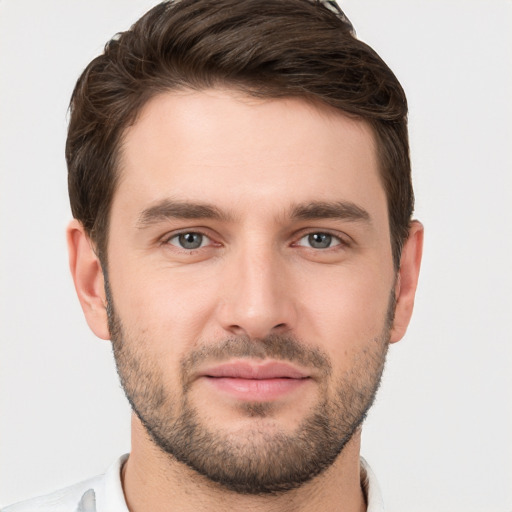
xmin=198 ymin=361 xmax=311 ymax=401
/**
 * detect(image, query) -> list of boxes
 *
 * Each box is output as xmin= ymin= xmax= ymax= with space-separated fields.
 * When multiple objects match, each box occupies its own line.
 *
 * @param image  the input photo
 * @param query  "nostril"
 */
xmin=228 ymin=324 xmax=245 ymax=335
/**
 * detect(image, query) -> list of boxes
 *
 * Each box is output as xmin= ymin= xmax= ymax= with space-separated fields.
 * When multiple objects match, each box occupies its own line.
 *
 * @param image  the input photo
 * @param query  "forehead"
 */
xmin=115 ymin=88 xmax=386 ymax=224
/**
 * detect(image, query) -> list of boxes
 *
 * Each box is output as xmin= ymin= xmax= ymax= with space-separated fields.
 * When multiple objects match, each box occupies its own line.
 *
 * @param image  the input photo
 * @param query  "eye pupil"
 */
xmin=179 ymin=233 xmax=203 ymax=249
xmin=308 ymin=233 xmax=332 ymax=249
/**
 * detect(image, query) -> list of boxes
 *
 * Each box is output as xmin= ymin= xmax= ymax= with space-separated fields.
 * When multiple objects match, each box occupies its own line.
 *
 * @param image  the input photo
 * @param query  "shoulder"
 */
xmin=2 ymin=455 xmax=129 ymax=512
xmin=2 ymin=476 xmax=102 ymax=512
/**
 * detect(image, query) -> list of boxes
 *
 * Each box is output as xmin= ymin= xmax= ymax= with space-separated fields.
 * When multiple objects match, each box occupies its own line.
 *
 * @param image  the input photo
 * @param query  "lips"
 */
xmin=198 ymin=361 xmax=311 ymax=401
xmin=202 ymin=361 xmax=309 ymax=380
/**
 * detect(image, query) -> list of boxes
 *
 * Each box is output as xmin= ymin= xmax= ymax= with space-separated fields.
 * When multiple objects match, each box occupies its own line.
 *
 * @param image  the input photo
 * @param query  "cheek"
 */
xmin=296 ymin=265 xmax=393 ymax=358
xmin=108 ymin=261 xmax=220 ymax=352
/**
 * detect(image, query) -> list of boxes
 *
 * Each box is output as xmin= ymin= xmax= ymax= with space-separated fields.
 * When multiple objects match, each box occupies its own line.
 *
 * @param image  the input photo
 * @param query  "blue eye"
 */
xmin=168 ymin=232 xmax=209 ymax=250
xmin=299 ymin=233 xmax=341 ymax=249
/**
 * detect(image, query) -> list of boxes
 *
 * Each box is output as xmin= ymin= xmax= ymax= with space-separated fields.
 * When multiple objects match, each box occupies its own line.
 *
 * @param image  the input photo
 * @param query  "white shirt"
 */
xmin=2 ymin=455 xmax=384 ymax=512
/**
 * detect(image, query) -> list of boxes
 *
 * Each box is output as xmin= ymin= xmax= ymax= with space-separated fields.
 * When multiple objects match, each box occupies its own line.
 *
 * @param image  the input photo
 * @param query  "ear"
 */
xmin=390 ymin=220 xmax=424 ymax=343
xmin=67 ymin=219 xmax=110 ymax=340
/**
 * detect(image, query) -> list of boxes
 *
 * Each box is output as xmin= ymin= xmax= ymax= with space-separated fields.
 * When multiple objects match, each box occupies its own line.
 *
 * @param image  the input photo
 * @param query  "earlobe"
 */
xmin=67 ymin=220 xmax=110 ymax=340
xmin=390 ymin=220 xmax=424 ymax=343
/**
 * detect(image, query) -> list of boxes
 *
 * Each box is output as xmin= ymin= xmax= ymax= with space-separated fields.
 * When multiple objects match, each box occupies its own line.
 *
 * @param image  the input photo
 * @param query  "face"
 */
xmin=105 ymin=89 xmax=397 ymax=493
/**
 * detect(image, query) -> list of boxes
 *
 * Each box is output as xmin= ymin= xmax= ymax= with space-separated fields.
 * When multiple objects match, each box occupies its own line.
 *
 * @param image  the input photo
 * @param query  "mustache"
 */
xmin=180 ymin=334 xmax=332 ymax=385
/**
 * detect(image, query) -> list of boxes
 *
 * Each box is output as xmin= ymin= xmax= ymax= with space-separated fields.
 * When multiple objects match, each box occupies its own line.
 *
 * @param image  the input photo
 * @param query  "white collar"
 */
xmin=360 ymin=456 xmax=385 ymax=512
xmin=107 ymin=454 xmax=384 ymax=512
xmin=4 ymin=454 xmax=384 ymax=511
xmin=85 ymin=454 xmax=385 ymax=512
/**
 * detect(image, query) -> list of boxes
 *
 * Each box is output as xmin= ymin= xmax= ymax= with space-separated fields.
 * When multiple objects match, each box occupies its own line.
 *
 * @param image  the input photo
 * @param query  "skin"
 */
xmin=67 ymin=88 xmax=423 ymax=512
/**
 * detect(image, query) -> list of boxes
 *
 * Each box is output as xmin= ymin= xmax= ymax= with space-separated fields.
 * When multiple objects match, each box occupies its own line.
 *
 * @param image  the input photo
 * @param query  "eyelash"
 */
xmin=162 ymin=229 xmax=349 ymax=252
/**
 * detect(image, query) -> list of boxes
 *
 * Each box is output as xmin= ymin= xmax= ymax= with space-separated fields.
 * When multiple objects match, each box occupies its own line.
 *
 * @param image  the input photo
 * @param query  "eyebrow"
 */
xmin=137 ymin=199 xmax=233 ymax=227
xmin=290 ymin=201 xmax=371 ymax=224
xmin=136 ymin=198 xmax=371 ymax=228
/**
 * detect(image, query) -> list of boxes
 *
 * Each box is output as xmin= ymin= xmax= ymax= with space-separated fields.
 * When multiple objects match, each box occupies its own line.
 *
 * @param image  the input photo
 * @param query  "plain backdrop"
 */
xmin=1 ymin=1 xmax=511 ymax=511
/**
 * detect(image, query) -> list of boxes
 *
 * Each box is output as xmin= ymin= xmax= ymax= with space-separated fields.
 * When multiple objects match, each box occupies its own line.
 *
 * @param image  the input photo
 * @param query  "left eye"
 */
xmin=168 ymin=232 xmax=210 ymax=250
xmin=298 ymin=232 xmax=341 ymax=249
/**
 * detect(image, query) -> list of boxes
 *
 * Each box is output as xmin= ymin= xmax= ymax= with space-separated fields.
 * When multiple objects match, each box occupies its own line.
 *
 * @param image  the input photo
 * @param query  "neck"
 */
xmin=121 ymin=414 xmax=366 ymax=512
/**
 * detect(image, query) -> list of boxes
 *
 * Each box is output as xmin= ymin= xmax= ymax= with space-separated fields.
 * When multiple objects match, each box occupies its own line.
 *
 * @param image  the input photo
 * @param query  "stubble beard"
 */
xmin=106 ymin=280 xmax=393 ymax=495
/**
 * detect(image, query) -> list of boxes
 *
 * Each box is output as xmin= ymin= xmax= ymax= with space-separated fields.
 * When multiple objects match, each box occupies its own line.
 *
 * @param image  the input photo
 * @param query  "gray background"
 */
xmin=1 ymin=1 xmax=511 ymax=510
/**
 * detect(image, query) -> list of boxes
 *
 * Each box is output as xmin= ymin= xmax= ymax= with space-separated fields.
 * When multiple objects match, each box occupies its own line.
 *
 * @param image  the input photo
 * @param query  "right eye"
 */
xmin=167 ymin=232 xmax=211 ymax=250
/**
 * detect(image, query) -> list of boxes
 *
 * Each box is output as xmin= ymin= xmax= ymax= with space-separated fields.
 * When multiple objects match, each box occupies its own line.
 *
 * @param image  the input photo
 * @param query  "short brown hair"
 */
xmin=67 ymin=0 xmax=413 ymax=269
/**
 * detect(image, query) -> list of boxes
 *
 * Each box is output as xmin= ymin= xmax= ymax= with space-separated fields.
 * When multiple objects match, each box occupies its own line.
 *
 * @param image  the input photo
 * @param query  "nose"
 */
xmin=216 ymin=243 xmax=298 ymax=339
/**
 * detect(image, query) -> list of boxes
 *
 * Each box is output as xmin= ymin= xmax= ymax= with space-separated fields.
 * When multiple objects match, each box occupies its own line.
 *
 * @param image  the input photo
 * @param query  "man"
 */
xmin=4 ymin=0 xmax=422 ymax=510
